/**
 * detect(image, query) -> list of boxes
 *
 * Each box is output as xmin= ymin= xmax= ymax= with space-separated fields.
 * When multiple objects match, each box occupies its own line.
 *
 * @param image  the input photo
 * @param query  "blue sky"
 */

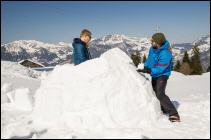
xmin=1 ymin=1 xmax=210 ymax=44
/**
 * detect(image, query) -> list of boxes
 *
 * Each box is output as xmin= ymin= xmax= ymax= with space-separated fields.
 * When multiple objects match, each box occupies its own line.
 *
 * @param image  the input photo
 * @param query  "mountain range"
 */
xmin=1 ymin=34 xmax=210 ymax=71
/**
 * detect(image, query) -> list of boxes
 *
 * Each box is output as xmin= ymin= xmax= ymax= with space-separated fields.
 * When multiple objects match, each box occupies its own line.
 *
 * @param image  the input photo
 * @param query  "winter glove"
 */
xmin=137 ymin=67 xmax=151 ymax=74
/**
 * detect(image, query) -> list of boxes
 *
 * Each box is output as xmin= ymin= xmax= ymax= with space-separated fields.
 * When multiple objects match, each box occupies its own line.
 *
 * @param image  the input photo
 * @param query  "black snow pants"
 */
xmin=151 ymin=75 xmax=178 ymax=116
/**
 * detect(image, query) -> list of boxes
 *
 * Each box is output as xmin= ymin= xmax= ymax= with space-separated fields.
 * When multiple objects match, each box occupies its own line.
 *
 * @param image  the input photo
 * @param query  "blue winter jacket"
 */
xmin=144 ymin=40 xmax=173 ymax=78
xmin=72 ymin=38 xmax=91 ymax=65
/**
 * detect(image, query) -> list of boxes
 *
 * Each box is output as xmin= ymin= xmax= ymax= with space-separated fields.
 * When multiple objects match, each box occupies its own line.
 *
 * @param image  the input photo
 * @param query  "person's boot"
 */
xmin=169 ymin=113 xmax=180 ymax=122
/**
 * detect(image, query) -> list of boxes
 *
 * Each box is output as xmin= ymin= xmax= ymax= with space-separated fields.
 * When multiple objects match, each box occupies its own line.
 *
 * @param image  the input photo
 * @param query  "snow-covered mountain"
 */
xmin=89 ymin=34 xmax=151 ymax=58
xmin=89 ymin=34 xmax=210 ymax=71
xmin=173 ymin=35 xmax=210 ymax=71
xmin=1 ymin=40 xmax=72 ymax=66
xmin=171 ymin=43 xmax=193 ymax=53
xmin=1 ymin=35 xmax=210 ymax=71
xmin=1 ymin=35 xmax=152 ymax=66
xmin=190 ymin=35 xmax=210 ymax=71
xmin=89 ymin=34 xmax=198 ymax=58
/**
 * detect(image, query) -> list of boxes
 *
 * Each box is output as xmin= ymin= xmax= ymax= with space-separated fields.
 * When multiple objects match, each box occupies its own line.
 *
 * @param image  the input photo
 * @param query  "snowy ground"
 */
xmin=1 ymin=49 xmax=210 ymax=139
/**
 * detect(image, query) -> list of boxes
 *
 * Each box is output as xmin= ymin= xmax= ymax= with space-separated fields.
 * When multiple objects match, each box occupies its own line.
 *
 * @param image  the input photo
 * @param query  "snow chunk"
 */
xmin=1 ymin=83 xmax=12 ymax=104
xmin=1 ymin=61 xmax=41 ymax=79
xmin=7 ymin=88 xmax=33 ymax=111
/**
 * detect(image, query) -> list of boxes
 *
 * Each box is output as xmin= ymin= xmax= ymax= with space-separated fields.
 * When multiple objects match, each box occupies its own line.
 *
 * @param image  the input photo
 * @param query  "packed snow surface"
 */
xmin=1 ymin=48 xmax=210 ymax=139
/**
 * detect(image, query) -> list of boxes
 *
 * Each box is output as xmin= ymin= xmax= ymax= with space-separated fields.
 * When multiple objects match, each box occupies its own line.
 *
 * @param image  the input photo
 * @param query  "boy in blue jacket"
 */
xmin=137 ymin=33 xmax=180 ymax=122
xmin=72 ymin=29 xmax=92 ymax=65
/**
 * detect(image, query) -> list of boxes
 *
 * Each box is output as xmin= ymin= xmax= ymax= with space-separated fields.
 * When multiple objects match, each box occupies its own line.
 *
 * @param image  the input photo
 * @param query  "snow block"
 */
xmin=7 ymin=88 xmax=33 ymax=111
xmin=1 ymin=83 xmax=12 ymax=104
xmin=14 ymin=88 xmax=33 ymax=111
xmin=33 ymin=48 xmax=162 ymax=129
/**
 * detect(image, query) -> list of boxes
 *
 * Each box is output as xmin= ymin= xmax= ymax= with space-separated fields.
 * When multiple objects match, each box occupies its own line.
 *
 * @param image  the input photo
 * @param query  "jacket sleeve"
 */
xmin=75 ymin=44 xmax=88 ymax=64
xmin=151 ymin=50 xmax=172 ymax=75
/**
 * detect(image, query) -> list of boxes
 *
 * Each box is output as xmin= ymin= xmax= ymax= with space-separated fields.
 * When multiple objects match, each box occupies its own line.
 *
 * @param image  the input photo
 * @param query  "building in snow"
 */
xmin=18 ymin=59 xmax=44 ymax=68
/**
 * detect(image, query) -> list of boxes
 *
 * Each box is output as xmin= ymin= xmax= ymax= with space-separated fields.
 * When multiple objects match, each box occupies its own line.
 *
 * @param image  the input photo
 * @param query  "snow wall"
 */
xmin=32 ymin=48 xmax=162 ymax=129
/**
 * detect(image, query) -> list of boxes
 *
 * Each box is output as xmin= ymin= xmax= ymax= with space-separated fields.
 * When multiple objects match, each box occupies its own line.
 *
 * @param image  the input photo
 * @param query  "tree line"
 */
xmin=131 ymin=46 xmax=209 ymax=75
xmin=173 ymin=46 xmax=206 ymax=75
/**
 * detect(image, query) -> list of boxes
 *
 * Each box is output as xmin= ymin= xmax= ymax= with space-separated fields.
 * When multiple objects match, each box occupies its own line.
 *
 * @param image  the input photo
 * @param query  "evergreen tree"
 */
xmin=180 ymin=51 xmax=192 ymax=74
xmin=207 ymin=66 xmax=210 ymax=72
xmin=174 ymin=60 xmax=181 ymax=72
xmin=190 ymin=46 xmax=203 ymax=75
xmin=179 ymin=62 xmax=192 ymax=75
xmin=142 ymin=54 xmax=147 ymax=63
xmin=131 ymin=50 xmax=141 ymax=67
xmin=182 ymin=51 xmax=191 ymax=64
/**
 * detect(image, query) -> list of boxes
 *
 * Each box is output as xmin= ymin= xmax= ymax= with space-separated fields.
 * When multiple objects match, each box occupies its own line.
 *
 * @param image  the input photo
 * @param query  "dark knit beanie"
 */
xmin=152 ymin=33 xmax=166 ymax=45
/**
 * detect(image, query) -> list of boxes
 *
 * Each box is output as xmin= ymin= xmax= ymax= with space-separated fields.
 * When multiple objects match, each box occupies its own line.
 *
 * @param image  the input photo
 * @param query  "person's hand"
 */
xmin=137 ymin=69 xmax=144 ymax=73
xmin=137 ymin=67 xmax=151 ymax=74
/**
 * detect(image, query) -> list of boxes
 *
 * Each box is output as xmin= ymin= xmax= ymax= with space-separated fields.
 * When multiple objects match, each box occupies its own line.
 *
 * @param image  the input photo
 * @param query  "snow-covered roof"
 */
xmin=18 ymin=59 xmax=44 ymax=67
